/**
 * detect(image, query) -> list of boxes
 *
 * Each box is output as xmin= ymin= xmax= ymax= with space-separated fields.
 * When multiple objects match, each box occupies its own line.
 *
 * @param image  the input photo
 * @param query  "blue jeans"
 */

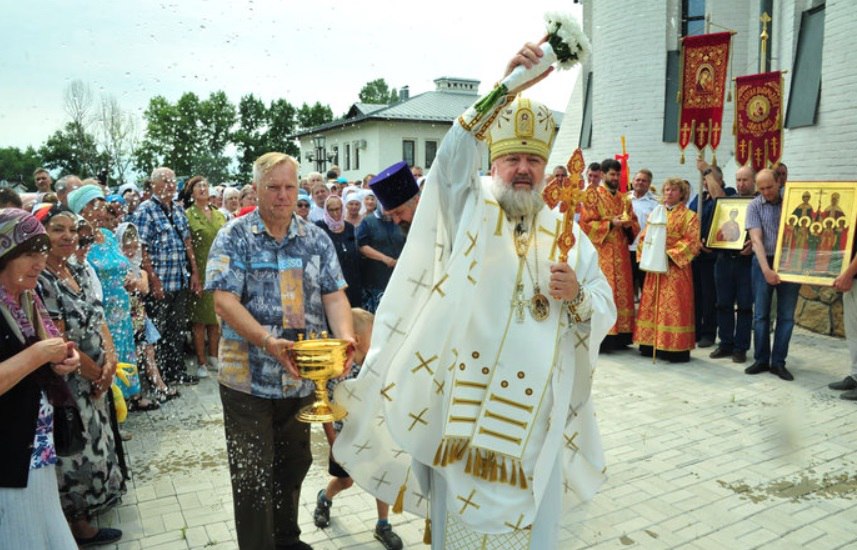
xmin=715 ymin=254 xmax=753 ymax=352
xmin=751 ymin=257 xmax=800 ymax=367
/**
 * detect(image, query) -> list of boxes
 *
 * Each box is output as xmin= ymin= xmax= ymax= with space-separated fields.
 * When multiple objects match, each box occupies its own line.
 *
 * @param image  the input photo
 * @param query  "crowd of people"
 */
xmin=1 ymin=49 xmax=855 ymax=550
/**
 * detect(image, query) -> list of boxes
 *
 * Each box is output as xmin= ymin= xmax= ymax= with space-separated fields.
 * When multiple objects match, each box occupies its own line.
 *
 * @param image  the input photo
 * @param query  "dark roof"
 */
xmin=345 ymin=103 xmax=387 ymax=118
xmin=291 ymin=91 xmax=564 ymax=138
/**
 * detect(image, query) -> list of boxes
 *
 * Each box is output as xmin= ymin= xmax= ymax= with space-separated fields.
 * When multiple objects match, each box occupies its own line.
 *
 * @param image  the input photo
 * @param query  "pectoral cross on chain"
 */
xmin=542 ymin=148 xmax=586 ymax=263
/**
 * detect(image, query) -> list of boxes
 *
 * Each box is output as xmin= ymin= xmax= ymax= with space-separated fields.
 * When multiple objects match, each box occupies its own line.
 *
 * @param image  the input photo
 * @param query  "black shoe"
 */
xmin=75 ymin=528 xmax=123 ymax=548
xmin=282 ymin=542 xmax=313 ymax=550
xmin=374 ymin=523 xmax=403 ymax=550
xmin=841 ymin=388 xmax=857 ymax=401
xmin=697 ymin=337 xmax=715 ymax=349
xmin=745 ymin=362 xmax=770 ymax=375
xmin=177 ymin=374 xmax=199 ymax=385
xmin=772 ymin=365 xmax=794 ymax=381
xmin=313 ymin=489 xmax=331 ymax=528
xmin=709 ymin=346 xmax=732 ymax=359
xmin=732 ymin=350 xmax=747 ymax=363
xmin=828 ymin=376 xmax=857 ymax=391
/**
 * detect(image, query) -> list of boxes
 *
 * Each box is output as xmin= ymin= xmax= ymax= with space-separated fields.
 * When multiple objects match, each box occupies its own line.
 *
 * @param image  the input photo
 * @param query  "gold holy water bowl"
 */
xmin=290 ymin=331 xmax=349 ymax=423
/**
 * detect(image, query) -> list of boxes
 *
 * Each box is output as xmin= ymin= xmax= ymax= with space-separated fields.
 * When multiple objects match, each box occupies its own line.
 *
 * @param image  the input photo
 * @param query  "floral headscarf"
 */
xmin=322 ymin=195 xmax=345 ymax=232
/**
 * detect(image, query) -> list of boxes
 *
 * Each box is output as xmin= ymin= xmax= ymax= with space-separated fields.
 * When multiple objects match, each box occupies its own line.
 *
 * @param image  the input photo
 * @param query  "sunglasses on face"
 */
xmin=297 ymin=202 xmax=310 ymax=208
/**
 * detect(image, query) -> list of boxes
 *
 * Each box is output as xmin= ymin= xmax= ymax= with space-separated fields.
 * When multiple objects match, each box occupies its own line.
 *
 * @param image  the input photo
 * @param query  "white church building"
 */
xmin=552 ymin=0 xmax=856 ymax=186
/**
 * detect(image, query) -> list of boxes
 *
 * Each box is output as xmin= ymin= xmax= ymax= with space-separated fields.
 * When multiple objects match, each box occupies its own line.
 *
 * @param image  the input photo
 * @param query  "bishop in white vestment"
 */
xmin=333 ymin=44 xmax=616 ymax=549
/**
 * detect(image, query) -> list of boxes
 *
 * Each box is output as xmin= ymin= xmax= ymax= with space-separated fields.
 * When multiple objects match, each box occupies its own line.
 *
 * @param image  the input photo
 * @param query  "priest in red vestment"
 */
xmin=580 ymin=158 xmax=640 ymax=350
xmin=634 ymin=178 xmax=701 ymax=362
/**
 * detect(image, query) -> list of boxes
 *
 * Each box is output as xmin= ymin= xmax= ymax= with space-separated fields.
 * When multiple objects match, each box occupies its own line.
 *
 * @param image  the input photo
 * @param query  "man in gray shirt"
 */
xmin=744 ymin=168 xmax=800 ymax=380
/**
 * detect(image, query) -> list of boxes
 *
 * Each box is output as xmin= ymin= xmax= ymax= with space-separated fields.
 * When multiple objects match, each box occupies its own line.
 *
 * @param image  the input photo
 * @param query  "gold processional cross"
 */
xmin=542 ymin=148 xmax=586 ymax=264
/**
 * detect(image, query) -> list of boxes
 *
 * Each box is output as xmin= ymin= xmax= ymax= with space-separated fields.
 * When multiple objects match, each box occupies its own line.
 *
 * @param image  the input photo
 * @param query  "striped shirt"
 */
xmin=745 ymin=194 xmax=782 ymax=257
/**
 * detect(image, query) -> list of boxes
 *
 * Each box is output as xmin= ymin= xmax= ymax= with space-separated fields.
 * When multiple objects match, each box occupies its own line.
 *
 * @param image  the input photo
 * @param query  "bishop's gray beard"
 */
xmin=491 ymin=175 xmax=545 ymax=220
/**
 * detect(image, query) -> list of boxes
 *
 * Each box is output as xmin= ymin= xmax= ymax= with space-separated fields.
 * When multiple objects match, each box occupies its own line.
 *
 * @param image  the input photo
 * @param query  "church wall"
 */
xmin=560 ymin=0 xmax=857 ymax=336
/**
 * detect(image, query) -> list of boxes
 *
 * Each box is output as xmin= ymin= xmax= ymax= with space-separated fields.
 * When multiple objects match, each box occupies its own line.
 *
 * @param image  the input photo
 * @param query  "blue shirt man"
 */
xmin=206 ymin=152 xmax=354 ymax=550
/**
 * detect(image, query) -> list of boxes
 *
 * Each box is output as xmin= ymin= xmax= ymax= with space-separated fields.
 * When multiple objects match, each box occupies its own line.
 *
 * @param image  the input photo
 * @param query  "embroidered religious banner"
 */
xmin=678 ymin=32 xmax=732 ymax=163
xmin=735 ymin=71 xmax=783 ymax=171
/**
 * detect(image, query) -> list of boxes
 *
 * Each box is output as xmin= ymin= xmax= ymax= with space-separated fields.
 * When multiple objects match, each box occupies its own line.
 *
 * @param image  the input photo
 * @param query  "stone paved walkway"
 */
xmin=96 ymin=326 xmax=857 ymax=549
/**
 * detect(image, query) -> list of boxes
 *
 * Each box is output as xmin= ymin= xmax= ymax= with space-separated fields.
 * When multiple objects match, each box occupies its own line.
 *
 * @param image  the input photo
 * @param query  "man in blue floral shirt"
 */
xmin=132 ymin=167 xmax=201 ymax=383
xmin=206 ymin=152 xmax=355 ymax=550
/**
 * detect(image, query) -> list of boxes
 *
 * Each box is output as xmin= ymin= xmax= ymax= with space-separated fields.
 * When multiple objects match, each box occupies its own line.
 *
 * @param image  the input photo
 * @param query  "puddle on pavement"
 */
xmin=135 ymin=448 xmax=228 ymax=482
xmin=718 ymin=472 xmax=857 ymax=503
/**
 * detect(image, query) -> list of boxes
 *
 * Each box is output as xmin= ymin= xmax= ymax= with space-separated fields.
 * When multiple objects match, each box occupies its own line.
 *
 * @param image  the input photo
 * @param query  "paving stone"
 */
xmin=104 ymin=326 xmax=856 ymax=548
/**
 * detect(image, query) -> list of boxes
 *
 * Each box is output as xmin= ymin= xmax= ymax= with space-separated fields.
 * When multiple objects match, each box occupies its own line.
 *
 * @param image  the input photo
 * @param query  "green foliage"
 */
xmin=0 ymin=146 xmax=41 ymax=189
xmin=39 ymin=121 xmax=106 ymax=178
xmin=297 ymin=102 xmax=334 ymax=130
xmin=231 ymin=95 xmax=324 ymax=181
xmin=135 ymin=91 xmax=237 ymax=182
xmin=359 ymin=78 xmax=398 ymax=104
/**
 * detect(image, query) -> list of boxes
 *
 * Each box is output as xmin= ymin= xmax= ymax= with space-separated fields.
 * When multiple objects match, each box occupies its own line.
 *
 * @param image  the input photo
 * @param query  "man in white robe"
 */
xmin=333 ymin=43 xmax=616 ymax=549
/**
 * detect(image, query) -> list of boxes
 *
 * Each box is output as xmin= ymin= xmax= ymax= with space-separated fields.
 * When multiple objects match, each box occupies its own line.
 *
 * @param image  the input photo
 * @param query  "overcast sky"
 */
xmin=1 ymin=0 xmax=582 ymax=151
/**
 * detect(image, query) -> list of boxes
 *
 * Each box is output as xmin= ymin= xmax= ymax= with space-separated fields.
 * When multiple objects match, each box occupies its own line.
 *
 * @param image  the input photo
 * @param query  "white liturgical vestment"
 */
xmin=333 ymin=112 xmax=616 ymax=545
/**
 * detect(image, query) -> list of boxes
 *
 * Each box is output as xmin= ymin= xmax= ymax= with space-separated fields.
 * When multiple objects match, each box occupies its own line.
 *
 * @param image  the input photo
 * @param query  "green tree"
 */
xmin=266 ymin=99 xmax=299 ymax=157
xmin=135 ymin=91 xmax=235 ymax=181
xmin=0 ymin=146 xmax=41 ymax=188
xmin=233 ymin=96 xmax=321 ymax=181
xmin=358 ymin=78 xmax=398 ymax=104
xmin=39 ymin=122 xmax=106 ymax=178
xmin=296 ymin=101 xmax=334 ymax=130
xmin=233 ymin=94 xmax=269 ymax=181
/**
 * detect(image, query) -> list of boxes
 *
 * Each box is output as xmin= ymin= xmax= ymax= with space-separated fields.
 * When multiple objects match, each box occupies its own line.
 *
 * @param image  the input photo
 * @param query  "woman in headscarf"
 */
xmin=362 ymin=190 xmax=377 ymax=217
xmin=315 ymin=195 xmax=362 ymax=307
xmin=0 ymin=208 xmax=81 ymax=549
xmin=342 ymin=186 xmax=364 ymax=227
xmin=33 ymin=203 xmax=126 ymax=546
xmin=184 ymin=176 xmax=227 ymax=375
xmin=67 ymin=185 xmax=138 ymax=390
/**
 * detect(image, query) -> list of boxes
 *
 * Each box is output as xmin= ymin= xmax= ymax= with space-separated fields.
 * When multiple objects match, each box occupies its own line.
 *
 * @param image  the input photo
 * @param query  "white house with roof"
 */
xmin=293 ymin=77 xmax=563 ymax=181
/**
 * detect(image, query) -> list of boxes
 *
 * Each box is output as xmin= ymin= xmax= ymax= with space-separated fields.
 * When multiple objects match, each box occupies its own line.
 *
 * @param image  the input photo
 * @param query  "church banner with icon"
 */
xmin=735 ymin=71 xmax=783 ymax=171
xmin=774 ymin=182 xmax=857 ymax=285
xmin=678 ymin=32 xmax=732 ymax=164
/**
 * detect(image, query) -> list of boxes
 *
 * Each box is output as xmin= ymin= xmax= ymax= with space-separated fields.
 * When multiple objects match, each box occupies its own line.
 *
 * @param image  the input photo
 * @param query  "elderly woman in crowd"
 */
xmin=220 ymin=186 xmax=240 ymax=220
xmin=634 ymin=178 xmax=701 ymax=363
xmin=67 ymin=186 xmax=148 ymax=404
xmin=239 ymin=184 xmax=257 ymax=209
xmin=33 ymin=204 xmax=126 ymax=546
xmin=316 ymin=195 xmax=362 ymax=307
xmin=342 ymin=186 xmax=364 ymax=227
xmin=184 ymin=176 xmax=227 ymax=375
xmin=0 ymin=208 xmax=81 ymax=549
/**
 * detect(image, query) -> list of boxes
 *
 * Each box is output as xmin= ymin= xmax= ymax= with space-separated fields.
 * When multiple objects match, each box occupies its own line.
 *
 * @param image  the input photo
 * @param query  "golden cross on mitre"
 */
xmin=542 ymin=148 xmax=586 ymax=263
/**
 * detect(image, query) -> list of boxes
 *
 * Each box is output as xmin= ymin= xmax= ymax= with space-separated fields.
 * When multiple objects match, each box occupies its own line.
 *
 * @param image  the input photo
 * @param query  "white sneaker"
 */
xmin=196 ymin=366 xmax=209 ymax=378
xmin=207 ymin=357 xmax=220 ymax=371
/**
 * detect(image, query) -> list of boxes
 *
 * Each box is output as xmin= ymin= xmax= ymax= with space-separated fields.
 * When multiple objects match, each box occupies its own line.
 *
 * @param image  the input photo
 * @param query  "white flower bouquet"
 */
xmin=474 ymin=12 xmax=591 ymax=115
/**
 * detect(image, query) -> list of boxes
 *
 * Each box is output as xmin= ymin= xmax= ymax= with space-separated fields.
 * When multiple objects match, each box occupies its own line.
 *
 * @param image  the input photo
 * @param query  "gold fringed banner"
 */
xmin=678 ymin=32 xmax=732 ymax=162
xmin=735 ymin=71 xmax=783 ymax=171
